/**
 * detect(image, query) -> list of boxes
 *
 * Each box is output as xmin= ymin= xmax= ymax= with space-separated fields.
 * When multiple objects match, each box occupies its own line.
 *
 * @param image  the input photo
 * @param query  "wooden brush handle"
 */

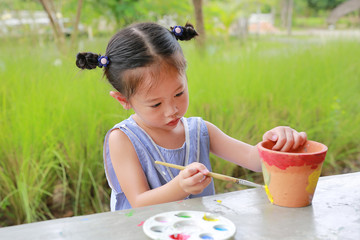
xmin=155 ymin=161 xmax=242 ymax=183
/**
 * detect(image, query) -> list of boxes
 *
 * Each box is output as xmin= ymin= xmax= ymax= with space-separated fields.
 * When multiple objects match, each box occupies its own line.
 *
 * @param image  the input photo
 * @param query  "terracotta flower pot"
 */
xmin=258 ymin=140 xmax=328 ymax=208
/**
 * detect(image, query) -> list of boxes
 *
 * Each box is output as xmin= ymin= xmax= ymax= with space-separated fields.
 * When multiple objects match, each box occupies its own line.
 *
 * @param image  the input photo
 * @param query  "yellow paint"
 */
xmin=306 ymin=169 xmax=321 ymax=193
xmin=203 ymin=214 xmax=219 ymax=222
xmin=264 ymin=185 xmax=274 ymax=204
xmin=216 ymin=200 xmax=222 ymax=204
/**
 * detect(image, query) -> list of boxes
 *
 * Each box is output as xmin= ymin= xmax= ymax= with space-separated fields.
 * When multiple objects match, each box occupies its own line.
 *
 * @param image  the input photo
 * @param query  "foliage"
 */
xmin=204 ymin=1 xmax=243 ymax=37
xmin=1 ymin=0 xmax=357 ymax=40
xmin=61 ymin=0 xmax=192 ymax=28
xmin=140 ymin=0 xmax=192 ymax=23
xmin=81 ymin=0 xmax=142 ymax=26
xmin=203 ymin=0 xmax=276 ymax=38
xmin=306 ymin=0 xmax=347 ymax=11
xmin=0 ymin=0 xmax=41 ymax=10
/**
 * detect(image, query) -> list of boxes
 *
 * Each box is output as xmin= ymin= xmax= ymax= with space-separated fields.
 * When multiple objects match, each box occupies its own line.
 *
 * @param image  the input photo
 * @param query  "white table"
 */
xmin=1 ymin=172 xmax=359 ymax=240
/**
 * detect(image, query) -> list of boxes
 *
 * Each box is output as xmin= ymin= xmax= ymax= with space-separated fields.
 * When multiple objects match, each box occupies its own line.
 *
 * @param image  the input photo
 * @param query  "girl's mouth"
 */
xmin=167 ymin=118 xmax=180 ymax=126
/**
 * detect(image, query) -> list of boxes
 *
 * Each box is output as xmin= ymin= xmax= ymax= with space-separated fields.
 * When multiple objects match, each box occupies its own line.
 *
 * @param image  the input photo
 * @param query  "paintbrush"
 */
xmin=155 ymin=161 xmax=264 ymax=188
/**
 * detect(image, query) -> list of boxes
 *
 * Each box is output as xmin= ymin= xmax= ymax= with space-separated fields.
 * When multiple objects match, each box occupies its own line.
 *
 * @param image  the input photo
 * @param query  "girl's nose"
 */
xmin=165 ymin=100 xmax=178 ymax=117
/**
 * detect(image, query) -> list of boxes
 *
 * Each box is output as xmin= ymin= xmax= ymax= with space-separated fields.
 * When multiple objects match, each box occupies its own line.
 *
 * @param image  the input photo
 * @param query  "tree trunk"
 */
xmin=327 ymin=0 xmax=360 ymax=26
xmin=39 ymin=0 xmax=65 ymax=49
xmin=281 ymin=0 xmax=293 ymax=35
xmin=281 ymin=0 xmax=288 ymax=28
xmin=192 ymin=0 xmax=205 ymax=47
xmin=71 ymin=0 xmax=84 ymax=48
xmin=286 ymin=0 xmax=293 ymax=36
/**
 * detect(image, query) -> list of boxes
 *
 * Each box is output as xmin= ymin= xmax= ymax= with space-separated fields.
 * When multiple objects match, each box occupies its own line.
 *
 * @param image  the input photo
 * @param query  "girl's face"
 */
xmin=129 ymin=66 xmax=189 ymax=132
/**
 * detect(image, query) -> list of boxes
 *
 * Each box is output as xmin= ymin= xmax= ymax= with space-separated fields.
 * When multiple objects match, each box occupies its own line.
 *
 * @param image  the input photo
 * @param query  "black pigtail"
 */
xmin=76 ymin=52 xmax=100 ymax=70
xmin=170 ymin=23 xmax=198 ymax=41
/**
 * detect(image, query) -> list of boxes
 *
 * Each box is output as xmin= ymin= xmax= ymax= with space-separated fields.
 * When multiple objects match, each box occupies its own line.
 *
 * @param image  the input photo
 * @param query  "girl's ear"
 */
xmin=110 ymin=91 xmax=131 ymax=110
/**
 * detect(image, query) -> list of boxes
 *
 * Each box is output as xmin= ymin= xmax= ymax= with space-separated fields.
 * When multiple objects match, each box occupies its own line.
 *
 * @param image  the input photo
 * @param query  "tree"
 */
xmin=327 ymin=0 xmax=360 ymax=26
xmin=307 ymin=0 xmax=347 ymax=12
xmin=39 ymin=0 xmax=65 ymax=49
xmin=192 ymin=0 xmax=206 ymax=46
xmin=286 ymin=0 xmax=293 ymax=35
xmin=70 ymin=0 xmax=84 ymax=48
xmin=281 ymin=0 xmax=293 ymax=35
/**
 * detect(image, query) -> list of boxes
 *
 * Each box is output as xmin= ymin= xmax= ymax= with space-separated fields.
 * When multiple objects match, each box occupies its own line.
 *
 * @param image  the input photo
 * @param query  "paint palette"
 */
xmin=143 ymin=210 xmax=236 ymax=240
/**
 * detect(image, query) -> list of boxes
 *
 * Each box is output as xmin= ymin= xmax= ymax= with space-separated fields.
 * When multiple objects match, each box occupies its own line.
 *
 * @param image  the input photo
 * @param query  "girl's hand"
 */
xmin=178 ymin=162 xmax=212 ymax=195
xmin=262 ymin=126 xmax=307 ymax=152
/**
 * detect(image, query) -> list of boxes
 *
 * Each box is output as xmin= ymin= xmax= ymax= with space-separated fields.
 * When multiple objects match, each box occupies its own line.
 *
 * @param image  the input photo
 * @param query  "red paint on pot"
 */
xmin=258 ymin=140 xmax=327 ymax=170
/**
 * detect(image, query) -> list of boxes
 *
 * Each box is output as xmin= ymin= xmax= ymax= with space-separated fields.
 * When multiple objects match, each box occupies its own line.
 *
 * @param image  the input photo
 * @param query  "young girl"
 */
xmin=76 ymin=22 xmax=307 ymax=211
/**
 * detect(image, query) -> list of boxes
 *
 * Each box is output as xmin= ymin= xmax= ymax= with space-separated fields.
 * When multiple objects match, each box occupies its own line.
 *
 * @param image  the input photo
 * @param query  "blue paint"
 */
xmin=214 ymin=226 xmax=228 ymax=231
xmin=199 ymin=234 xmax=214 ymax=240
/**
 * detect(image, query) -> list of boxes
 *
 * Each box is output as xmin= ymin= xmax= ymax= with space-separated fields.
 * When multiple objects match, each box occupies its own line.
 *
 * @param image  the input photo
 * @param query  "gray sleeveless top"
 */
xmin=103 ymin=116 xmax=215 ymax=211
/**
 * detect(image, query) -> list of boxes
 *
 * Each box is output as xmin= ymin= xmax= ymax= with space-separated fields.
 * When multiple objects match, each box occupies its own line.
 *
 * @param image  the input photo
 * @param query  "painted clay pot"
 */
xmin=258 ymin=140 xmax=328 ymax=208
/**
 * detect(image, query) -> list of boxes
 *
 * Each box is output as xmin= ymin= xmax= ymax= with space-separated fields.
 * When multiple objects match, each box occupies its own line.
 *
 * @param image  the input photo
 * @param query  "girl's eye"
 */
xmin=175 ymin=91 xmax=184 ymax=97
xmin=151 ymin=103 xmax=161 ymax=108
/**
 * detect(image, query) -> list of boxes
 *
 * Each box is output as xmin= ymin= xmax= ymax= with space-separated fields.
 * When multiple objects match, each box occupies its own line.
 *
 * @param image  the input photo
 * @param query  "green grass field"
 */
xmin=0 ymin=35 xmax=359 ymax=226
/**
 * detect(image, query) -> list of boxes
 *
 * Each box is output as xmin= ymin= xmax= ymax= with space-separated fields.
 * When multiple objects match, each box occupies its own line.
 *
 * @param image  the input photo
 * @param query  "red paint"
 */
xmin=169 ymin=233 xmax=191 ymax=240
xmin=258 ymin=140 xmax=327 ymax=170
xmin=137 ymin=221 xmax=144 ymax=227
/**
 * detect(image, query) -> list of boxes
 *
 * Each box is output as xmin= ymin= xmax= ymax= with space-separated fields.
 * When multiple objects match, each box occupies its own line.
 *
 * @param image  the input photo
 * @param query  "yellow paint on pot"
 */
xmin=264 ymin=185 xmax=274 ymax=204
xmin=306 ymin=169 xmax=321 ymax=193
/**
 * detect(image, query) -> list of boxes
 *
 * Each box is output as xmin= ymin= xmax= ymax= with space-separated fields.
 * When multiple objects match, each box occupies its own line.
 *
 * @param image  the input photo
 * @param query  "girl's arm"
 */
xmin=108 ymin=129 xmax=211 ymax=208
xmin=205 ymin=121 xmax=307 ymax=172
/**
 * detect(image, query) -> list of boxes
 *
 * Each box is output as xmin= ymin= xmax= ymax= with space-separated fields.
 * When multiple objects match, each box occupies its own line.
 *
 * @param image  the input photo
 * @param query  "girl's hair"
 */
xmin=76 ymin=22 xmax=198 ymax=99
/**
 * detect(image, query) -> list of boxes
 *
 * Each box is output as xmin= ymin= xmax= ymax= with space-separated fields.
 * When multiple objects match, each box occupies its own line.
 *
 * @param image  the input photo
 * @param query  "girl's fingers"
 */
xmin=184 ymin=171 xmax=209 ymax=186
xmin=182 ymin=167 xmax=198 ymax=178
xmin=180 ymin=169 xmax=212 ymax=195
xmin=263 ymin=127 xmax=308 ymax=152
xmin=300 ymin=132 xmax=307 ymax=145
xmin=199 ymin=176 xmax=212 ymax=188
xmin=292 ymin=131 xmax=301 ymax=150
xmin=183 ymin=163 xmax=209 ymax=177
xmin=272 ymin=128 xmax=286 ymax=150
xmin=280 ymin=128 xmax=294 ymax=152
xmin=181 ymin=163 xmax=210 ymax=186
xmin=189 ymin=175 xmax=212 ymax=194
xmin=263 ymin=130 xmax=276 ymax=142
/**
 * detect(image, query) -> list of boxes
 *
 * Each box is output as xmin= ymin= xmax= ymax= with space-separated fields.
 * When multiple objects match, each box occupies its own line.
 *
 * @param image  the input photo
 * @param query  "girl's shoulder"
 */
xmin=107 ymin=116 xmax=135 ymax=148
xmin=108 ymin=128 xmax=132 ymax=150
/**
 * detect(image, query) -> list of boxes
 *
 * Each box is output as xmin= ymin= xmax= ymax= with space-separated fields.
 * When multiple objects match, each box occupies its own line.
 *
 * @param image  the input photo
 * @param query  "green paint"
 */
xmin=262 ymin=162 xmax=271 ymax=185
xmin=175 ymin=213 xmax=191 ymax=218
xmin=125 ymin=210 xmax=135 ymax=217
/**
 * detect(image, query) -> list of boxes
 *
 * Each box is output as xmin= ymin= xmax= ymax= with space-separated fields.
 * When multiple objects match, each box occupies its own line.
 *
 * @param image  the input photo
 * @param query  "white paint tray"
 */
xmin=143 ymin=210 xmax=236 ymax=240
